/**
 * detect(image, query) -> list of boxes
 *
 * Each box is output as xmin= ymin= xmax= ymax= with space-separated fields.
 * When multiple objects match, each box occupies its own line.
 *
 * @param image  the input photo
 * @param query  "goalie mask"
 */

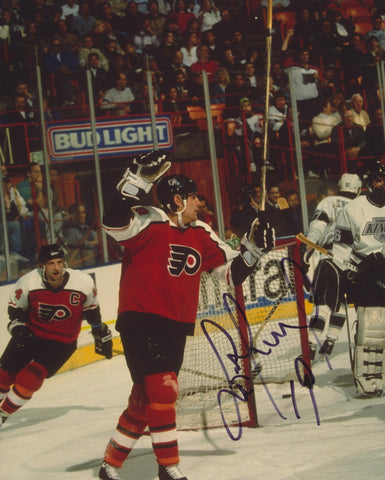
xmin=157 ymin=174 xmax=197 ymax=213
xmin=367 ymin=159 xmax=385 ymax=207
xmin=338 ymin=173 xmax=362 ymax=196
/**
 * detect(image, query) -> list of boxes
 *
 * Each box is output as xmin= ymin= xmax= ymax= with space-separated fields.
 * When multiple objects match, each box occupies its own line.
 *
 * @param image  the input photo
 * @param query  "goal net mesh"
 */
xmin=176 ymin=240 xmax=309 ymax=431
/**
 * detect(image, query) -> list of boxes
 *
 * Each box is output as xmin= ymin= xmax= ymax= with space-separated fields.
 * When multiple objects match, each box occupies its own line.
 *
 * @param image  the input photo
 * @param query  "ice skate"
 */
xmin=158 ymin=464 xmax=188 ymax=480
xmin=99 ymin=461 xmax=121 ymax=480
xmin=319 ymin=338 xmax=335 ymax=356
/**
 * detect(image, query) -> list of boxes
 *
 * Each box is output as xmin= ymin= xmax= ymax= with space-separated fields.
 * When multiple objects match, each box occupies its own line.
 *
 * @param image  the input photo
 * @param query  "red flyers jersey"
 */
xmin=9 ymin=268 xmax=99 ymax=344
xmin=103 ymin=206 xmax=238 ymax=325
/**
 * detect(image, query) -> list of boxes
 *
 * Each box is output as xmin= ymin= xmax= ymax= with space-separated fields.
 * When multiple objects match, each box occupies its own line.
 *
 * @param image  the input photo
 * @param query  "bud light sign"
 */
xmin=46 ymin=116 xmax=173 ymax=161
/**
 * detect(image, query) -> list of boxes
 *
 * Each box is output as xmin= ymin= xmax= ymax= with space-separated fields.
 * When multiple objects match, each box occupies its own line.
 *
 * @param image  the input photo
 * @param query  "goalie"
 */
xmin=98 ymin=150 xmax=275 ymax=480
xmin=305 ymin=173 xmax=362 ymax=360
xmin=332 ymin=160 xmax=385 ymax=396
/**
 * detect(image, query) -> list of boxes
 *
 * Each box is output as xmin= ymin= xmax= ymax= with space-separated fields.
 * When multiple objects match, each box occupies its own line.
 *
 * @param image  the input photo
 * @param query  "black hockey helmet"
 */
xmin=38 ymin=244 xmax=66 ymax=264
xmin=157 ymin=174 xmax=197 ymax=212
xmin=367 ymin=159 xmax=385 ymax=206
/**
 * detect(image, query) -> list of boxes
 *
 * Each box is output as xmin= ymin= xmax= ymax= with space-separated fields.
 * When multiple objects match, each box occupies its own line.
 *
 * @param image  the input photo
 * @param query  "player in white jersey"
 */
xmin=332 ymin=160 xmax=385 ymax=395
xmin=0 ymin=244 xmax=112 ymax=426
xmin=98 ymin=150 xmax=275 ymax=480
xmin=306 ymin=173 xmax=362 ymax=360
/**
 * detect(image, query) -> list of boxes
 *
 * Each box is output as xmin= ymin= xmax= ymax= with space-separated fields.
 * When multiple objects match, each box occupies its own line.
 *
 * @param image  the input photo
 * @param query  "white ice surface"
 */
xmin=2 ymin=314 xmax=385 ymax=480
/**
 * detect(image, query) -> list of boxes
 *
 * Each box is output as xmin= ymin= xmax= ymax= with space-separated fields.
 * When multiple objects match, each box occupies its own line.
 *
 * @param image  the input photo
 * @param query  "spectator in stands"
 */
xmin=180 ymin=31 xmax=199 ymax=67
xmin=21 ymin=20 xmax=48 ymax=62
xmin=101 ymin=72 xmax=135 ymax=116
xmin=331 ymin=108 xmax=366 ymax=173
xmin=63 ymin=202 xmax=100 ymax=267
xmin=268 ymin=91 xmax=288 ymax=168
xmin=265 ymin=183 xmax=298 ymax=238
xmin=60 ymin=0 xmax=79 ymax=27
xmin=71 ymin=2 xmax=97 ymax=39
xmin=202 ymin=29 xmax=222 ymax=62
xmin=311 ymin=95 xmax=341 ymax=178
xmin=230 ymin=182 xmax=262 ymax=239
xmin=362 ymin=106 xmax=385 ymax=160
xmin=156 ymin=31 xmax=178 ymax=70
xmin=82 ymin=52 xmax=110 ymax=105
xmin=210 ymin=66 xmax=230 ymax=104
xmin=16 ymin=162 xmax=47 ymax=259
xmin=350 ymin=92 xmax=371 ymax=131
xmin=78 ymin=35 xmax=109 ymax=71
xmin=362 ymin=36 xmax=385 ymax=111
xmin=173 ymin=0 xmax=195 ymax=34
xmin=341 ymin=32 xmax=367 ymax=98
xmin=224 ymin=72 xmax=250 ymax=117
xmin=292 ymin=7 xmax=320 ymax=51
xmin=270 ymin=61 xmax=289 ymax=96
xmin=312 ymin=18 xmax=342 ymax=67
xmin=124 ymin=1 xmax=146 ymax=36
xmin=329 ymin=9 xmax=355 ymax=48
xmin=161 ymin=85 xmax=189 ymax=128
xmin=41 ymin=39 xmax=80 ymax=107
xmin=198 ymin=0 xmax=220 ymax=33
xmin=243 ymin=61 xmax=259 ymax=88
xmin=134 ymin=17 xmax=160 ymax=55
xmin=366 ymin=14 xmax=385 ymax=49
xmin=147 ymin=0 xmax=167 ymax=39
xmin=229 ymin=30 xmax=247 ymax=64
xmin=133 ymin=83 xmax=159 ymax=114
xmin=212 ymin=7 xmax=238 ymax=47
xmin=282 ymin=33 xmax=321 ymax=123
xmin=227 ymin=97 xmax=264 ymax=174
xmin=197 ymin=194 xmax=216 ymax=229
xmin=1 ymin=164 xmax=29 ymax=258
xmin=190 ymin=44 xmax=218 ymax=82
xmin=95 ymin=1 xmax=125 ymax=40
xmin=318 ymin=63 xmax=341 ymax=98
xmin=51 ymin=18 xmax=81 ymax=54
xmin=174 ymin=69 xmax=189 ymax=98
xmin=187 ymin=70 xmax=205 ymax=107
xmin=285 ymin=189 xmax=303 ymax=233
xmin=221 ymin=47 xmax=243 ymax=77
xmin=5 ymin=94 xmax=41 ymax=155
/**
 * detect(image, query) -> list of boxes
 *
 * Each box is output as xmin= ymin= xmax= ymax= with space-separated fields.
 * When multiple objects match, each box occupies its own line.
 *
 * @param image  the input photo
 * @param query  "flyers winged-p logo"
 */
xmin=38 ymin=303 xmax=72 ymax=323
xmin=168 ymin=245 xmax=201 ymax=276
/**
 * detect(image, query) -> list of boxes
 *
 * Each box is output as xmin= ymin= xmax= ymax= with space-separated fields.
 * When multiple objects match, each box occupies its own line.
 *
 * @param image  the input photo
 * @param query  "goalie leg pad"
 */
xmin=354 ymin=307 xmax=385 ymax=395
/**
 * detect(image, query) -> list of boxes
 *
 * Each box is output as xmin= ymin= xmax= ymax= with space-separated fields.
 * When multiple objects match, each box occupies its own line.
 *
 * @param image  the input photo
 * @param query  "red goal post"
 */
xmin=176 ymin=238 xmax=311 ymax=432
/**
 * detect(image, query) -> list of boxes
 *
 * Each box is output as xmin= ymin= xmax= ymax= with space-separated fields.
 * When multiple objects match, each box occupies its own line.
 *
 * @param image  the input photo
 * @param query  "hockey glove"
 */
xmin=91 ymin=323 xmax=113 ymax=359
xmin=8 ymin=320 xmax=34 ymax=348
xmin=247 ymin=213 xmax=275 ymax=254
xmin=352 ymin=252 xmax=385 ymax=290
xmin=116 ymin=150 xmax=171 ymax=200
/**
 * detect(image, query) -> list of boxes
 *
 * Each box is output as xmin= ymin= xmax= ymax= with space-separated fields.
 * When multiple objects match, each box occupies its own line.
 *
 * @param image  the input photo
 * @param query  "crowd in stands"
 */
xmin=1 ymin=0 xmax=385 ymax=279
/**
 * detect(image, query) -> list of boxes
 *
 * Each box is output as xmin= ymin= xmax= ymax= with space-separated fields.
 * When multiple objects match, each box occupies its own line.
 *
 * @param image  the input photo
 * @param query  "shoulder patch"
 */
xmin=136 ymin=207 xmax=149 ymax=216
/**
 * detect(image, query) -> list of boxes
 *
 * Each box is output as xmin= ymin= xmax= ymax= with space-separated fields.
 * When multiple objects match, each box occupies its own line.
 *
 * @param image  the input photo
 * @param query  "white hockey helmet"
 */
xmin=338 ymin=173 xmax=362 ymax=195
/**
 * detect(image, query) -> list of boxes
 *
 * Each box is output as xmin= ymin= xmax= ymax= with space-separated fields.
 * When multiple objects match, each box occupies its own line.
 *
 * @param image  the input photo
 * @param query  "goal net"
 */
xmin=176 ymin=239 xmax=310 ymax=432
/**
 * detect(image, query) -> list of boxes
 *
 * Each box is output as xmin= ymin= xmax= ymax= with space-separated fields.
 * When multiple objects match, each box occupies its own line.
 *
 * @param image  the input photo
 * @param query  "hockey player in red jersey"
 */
xmin=0 ymin=244 xmax=112 ymax=425
xmin=99 ymin=150 xmax=275 ymax=480
xmin=332 ymin=160 xmax=385 ymax=395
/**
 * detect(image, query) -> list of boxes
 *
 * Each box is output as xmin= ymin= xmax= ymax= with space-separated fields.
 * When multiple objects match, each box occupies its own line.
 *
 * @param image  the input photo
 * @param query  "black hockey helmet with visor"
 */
xmin=367 ymin=159 xmax=385 ymax=206
xmin=157 ymin=174 xmax=198 ymax=213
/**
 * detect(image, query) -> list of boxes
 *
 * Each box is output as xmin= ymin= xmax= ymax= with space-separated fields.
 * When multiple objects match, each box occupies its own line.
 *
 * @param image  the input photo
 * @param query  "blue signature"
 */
xmin=200 ymin=257 xmax=320 ymax=440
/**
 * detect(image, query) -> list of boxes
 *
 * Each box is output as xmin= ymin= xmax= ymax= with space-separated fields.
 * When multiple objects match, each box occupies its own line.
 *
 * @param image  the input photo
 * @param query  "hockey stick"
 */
xmin=295 ymin=233 xmax=332 ymax=257
xmin=260 ymin=0 xmax=273 ymax=211
xmin=343 ymin=292 xmax=354 ymax=372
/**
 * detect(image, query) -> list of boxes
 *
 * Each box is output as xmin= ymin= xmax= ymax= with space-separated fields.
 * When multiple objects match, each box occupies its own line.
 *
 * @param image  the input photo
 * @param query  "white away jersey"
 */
xmin=103 ymin=205 xmax=238 ymax=326
xmin=307 ymin=195 xmax=353 ymax=248
xmin=332 ymin=195 xmax=385 ymax=269
xmin=9 ymin=268 xmax=99 ymax=343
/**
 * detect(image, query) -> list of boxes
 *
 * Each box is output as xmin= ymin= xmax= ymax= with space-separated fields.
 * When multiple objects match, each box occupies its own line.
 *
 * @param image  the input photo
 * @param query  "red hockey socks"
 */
xmin=0 ymin=362 xmax=48 ymax=417
xmin=145 ymin=372 xmax=179 ymax=467
xmin=103 ymin=383 xmax=148 ymax=468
